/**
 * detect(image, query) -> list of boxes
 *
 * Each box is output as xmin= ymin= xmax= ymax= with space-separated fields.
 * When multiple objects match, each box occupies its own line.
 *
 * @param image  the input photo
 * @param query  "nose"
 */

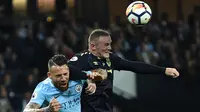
xmin=60 ymin=75 xmax=67 ymax=81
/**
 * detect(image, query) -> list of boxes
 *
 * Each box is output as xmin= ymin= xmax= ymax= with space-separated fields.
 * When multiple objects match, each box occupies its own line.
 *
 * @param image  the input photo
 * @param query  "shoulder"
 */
xmin=30 ymin=79 xmax=51 ymax=100
xmin=68 ymin=51 xmax=90 ymax=62
xmin=35 ymin=78 xmax=53 ymax=92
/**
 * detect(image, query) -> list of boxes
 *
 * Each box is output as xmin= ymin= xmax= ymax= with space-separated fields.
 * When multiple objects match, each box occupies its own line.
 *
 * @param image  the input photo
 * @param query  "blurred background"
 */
xmin=0 ymin=0 xmax=200 ymax=112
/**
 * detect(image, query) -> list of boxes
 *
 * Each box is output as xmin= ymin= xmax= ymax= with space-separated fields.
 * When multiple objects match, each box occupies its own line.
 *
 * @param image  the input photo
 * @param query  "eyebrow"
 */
xmin=54 ymin=72 xmax=68 ymax=76
xmin=105 ymin=42 xmax=111 ymax=45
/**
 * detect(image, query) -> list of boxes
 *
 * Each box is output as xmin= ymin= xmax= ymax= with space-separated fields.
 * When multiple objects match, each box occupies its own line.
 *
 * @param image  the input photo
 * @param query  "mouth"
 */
xmin=60 ymin=83 xmax=67 ymax=87
xmin=105 ymin=51 xmax=111 ymax=54
xmin=58 ymin=83 xmax=69 ymax=91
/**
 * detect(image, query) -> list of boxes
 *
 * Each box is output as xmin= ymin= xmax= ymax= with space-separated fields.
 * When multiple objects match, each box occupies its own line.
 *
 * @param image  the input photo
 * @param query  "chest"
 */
xmin=85 ymin=56 xmax=114 ymax=80
xmin=44 ymin=83 xmax=83 ymax=111
xmin=56 ymin=94 xmax=81 ymax=111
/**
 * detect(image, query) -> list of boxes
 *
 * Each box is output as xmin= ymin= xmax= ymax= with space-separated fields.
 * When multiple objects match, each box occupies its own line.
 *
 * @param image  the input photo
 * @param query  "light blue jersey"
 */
xmin=29 ymin=78 xmax=86 ymax=112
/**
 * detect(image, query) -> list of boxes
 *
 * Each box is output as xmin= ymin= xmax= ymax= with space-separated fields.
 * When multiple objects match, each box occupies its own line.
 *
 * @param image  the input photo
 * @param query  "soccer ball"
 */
xmin=126 ymin=1 xmax=152 ymax=26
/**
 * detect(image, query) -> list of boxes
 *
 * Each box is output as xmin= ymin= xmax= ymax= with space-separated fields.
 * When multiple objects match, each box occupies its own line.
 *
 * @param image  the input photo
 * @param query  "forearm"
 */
xmin=116 ymin=59 xmax=166 ymax=75
xmin=24 ymin=107 xmax=50 ymax=112
xmin=23 ymin=102 xmax=50 ymax=112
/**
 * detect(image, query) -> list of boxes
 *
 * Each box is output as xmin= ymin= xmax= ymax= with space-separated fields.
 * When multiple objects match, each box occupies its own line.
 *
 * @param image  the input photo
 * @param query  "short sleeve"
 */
xmin=29 ymin=90 xmax=46 ymax=107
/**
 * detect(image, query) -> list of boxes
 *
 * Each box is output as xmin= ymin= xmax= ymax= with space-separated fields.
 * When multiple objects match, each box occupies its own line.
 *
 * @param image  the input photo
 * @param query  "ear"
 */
xmin=90 ymin=42 xmax=96 ymax=50
xmin=47 ymin=72 xmax=52 ymax=79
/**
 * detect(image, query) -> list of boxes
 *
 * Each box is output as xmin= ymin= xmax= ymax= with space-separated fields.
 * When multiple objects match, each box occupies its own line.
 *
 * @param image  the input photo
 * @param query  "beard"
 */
xmin=103 ymin=52 xmax=110 ymax=58
xmin=59 ymin=84 xmax=68 ymax=91
xmin=53 ymin=81 xmax=69 ymax=91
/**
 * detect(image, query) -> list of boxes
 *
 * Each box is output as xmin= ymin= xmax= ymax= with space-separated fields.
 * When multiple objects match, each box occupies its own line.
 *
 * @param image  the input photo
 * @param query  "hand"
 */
xmin=165 ymin=68 xmax=179 ymax=78
xmin=48 ymin=97 xmax=61 ymax=112
xmin=87 ymin=69 xmax=108 ymax=81
xmin=85 ymin=80 xmax=96 ymax=95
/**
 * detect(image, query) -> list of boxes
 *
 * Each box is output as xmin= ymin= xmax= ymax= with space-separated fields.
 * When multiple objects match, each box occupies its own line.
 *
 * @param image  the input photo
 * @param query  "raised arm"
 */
xmin=112 ymin=54 xmax=179 ymax=77
xmin=68 ymin=65 xmax=88 ymax=80
xmin=69 ymin=65 xmax=108 ymax=81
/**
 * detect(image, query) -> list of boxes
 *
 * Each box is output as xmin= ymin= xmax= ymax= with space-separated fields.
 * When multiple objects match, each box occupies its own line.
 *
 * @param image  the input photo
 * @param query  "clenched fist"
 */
xmin=165 ymin=68 xmax=179 ymax=78
xmin=85 ymin=81 xmax=96 ymax=95
xmin=48 ymin=97 xmax=61 ymax=112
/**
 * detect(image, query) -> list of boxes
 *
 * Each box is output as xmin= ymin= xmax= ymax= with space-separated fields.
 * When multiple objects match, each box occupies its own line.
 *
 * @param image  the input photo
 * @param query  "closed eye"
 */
xmin=56 ymin=74 xmax=62 ymax=77
xmin=105 ymin=43 xmax=111 ymax=46
xmin=55 ymin=72 xmax=68 ymax=77
xmin=63 ymin=73 xmax=68 ymax=76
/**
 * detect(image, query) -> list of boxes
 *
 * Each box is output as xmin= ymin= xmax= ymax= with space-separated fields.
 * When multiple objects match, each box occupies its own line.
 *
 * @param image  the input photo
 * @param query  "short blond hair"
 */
xmin=48 ymin=54 xmax=68 ymax=71
xmin=88 ymin=29 xmax=110 ymax=44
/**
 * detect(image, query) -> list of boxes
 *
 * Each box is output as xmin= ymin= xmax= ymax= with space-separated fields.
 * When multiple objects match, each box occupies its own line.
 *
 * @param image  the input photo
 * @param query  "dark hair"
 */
xmin=48 ymin=54 xmax=68 ymax=70
xmin=88 ymin=29 xmax=110 ymax=43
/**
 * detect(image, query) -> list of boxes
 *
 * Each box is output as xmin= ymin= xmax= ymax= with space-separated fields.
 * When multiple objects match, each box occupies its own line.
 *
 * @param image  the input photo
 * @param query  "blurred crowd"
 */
xmin=0 ymin=7 xmax=200 ymax=112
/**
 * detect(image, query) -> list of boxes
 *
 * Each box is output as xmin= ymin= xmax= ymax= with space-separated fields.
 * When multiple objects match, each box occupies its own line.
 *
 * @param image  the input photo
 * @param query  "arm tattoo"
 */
xmin=23 ymin=102 xmax=50 ymax=112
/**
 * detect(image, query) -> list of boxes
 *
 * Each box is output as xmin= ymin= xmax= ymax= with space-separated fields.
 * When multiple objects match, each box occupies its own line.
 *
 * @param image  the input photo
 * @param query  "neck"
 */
xmin=59 ymin=86 xmax=68 ymax=92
